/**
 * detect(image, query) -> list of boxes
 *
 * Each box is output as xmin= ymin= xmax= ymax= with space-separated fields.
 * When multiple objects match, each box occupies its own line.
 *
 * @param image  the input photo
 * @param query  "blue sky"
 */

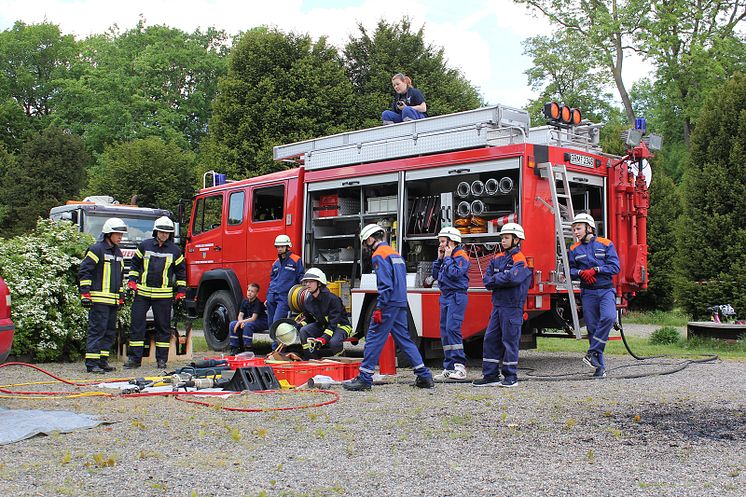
xmin=0 ymin=0 xmax=650 ymax=109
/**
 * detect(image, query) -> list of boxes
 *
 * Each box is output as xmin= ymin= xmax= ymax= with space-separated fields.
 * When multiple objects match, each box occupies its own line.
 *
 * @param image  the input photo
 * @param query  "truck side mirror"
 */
xmin=178 ymin=199 xmax=185 ymax=225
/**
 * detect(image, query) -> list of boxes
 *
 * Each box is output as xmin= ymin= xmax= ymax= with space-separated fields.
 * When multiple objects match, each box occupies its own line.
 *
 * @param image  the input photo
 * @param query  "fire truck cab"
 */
xmin=185 ymin=104 xmax=649 ymax=353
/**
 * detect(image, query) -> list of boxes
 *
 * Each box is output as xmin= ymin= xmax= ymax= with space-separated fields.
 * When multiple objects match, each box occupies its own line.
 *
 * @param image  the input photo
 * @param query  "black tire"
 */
xmin=202 ymin=290 xmax=236 ymax=351
xmin=361 ymin=298 xmax=421 ymax=368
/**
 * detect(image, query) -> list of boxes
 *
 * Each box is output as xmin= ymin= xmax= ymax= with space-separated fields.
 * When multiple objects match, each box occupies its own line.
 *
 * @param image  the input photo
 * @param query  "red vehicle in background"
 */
xmin=183 ymin=103 xmax=655 ymax=354
xmin=0 ymin=275 xmax=14 ymax=363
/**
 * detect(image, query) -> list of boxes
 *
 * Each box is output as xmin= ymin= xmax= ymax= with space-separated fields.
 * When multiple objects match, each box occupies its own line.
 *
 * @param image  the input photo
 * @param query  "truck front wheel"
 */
xmin=202 ymin=290 xmax=235 ymax=351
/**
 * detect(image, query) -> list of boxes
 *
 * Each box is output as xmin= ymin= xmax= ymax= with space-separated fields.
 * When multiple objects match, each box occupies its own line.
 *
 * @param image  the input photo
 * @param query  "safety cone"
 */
xmin=379 ymin=335 xmax=397 ymax=375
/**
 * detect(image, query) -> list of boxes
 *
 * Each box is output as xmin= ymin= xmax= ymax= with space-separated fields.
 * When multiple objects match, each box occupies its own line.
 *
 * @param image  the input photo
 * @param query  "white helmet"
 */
xmin=437 ymin=226 xmax=462 ymax=243
xmin=301 ymin=267 xmax=328 ymax=286
xmin=153 ymin=216 xmax=175 ymax=233
xmin=274 ymin=234 xmax=292 ymax=247
xmin=360 ymin=223 xmax=385 ymax=242
xmin=102 ymin=217 xmax=128 ymax=234
xmin=500 ymin=222 xmax=525 ymax=240
xmin=572 ymin=213 xmax=596 ymax=230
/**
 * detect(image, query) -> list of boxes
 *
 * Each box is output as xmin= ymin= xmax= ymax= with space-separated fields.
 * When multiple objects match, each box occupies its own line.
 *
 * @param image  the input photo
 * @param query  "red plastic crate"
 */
xmin=316 ymin=194 xmax=339 ymax=217
xmin=341 ymin=361 xmax=361 ymax=380
xmin=270 ymin=362 xmax=326 ymax=387
xmin=225 ymin=356 xmax=265 ymax=369
xmin=313 ymin=361 xmax=345 ymax=381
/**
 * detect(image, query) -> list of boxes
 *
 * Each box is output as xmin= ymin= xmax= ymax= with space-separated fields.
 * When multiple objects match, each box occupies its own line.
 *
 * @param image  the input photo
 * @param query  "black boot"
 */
xmin=86 ymin=362 xmax=105 ymax=374
xmin=99 ymin=360 xmax=116 ymax=372
xmin=123 ymin=358 xmax=141 ymax=369
xmin=413 ymin=375 xmax=435 ymax=389
xmin=343 ymin=376 xmax=372 ymax=391
xmin=157 ymin=359 xmax=167 ymax=369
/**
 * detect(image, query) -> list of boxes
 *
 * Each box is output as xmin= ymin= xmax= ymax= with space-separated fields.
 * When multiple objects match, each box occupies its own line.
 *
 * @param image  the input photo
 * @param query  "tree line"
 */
xmin=0 ymin=6 xmax=744 ymax=317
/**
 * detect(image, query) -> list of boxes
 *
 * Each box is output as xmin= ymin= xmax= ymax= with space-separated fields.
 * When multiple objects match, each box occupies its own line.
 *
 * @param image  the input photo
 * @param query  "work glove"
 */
xmin=118 ymin=293 xmax=126 ymax=308
xmin=310 ymin=336 xmax=328 ymax=350
xmin=127 ymin=280 xmax=138 ymax=292
xmin=81 ymin=293 xmax=93 ymax=308
xmin=174 ymin=292 xmax=186 ymax=301
xmin=372 ymin=308 xmax=383 ymax=325
xmin=579 ymin=268 xmax=597 ymax=284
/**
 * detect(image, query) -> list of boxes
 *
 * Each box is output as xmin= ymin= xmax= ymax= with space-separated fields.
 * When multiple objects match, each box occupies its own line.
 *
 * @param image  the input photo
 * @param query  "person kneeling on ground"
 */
xmin=228 ymin=282 xmax=268 ymax=355
xmin=381 ymin=72 xmax=427 ymax=124
xmin=298 ymin=268 xmax=352 ymax=360
xmin=473 ymin=223 xmax=532 ymax=388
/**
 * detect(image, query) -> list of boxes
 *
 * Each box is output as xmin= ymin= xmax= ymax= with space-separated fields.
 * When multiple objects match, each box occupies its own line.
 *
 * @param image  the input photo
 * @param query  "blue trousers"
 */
xmin=85 ymin=303 xmax=117 ymax=367
xmin=581 ymin=288 xmax=616 ymax=368
xmin=229 ymin=315 xmax=268 ymax=348
xmin=439 ymin=292 xmax=467 ymax=369
xmin=266 ymin=295 xmax=290 ymax=326
xmin=299 ymin=322 xmax=347 ymax=360
xmin=358 ymin=306 xmax=431 ymax=385
xmin=482 ymin=306 xmax=523 ymax=380
xmin=382 ymin=108 xmax=426 ymax=124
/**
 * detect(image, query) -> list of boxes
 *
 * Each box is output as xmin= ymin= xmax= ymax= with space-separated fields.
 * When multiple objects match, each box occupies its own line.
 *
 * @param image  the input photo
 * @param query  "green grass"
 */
xmin=622 ymin=308 xmax=689 ymax=327
xmin=537 ymin=334 xmax=746 ymax=360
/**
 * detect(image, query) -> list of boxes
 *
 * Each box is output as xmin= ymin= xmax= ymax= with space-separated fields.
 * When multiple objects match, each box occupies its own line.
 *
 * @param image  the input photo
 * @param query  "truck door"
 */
xmin=186 ymin=193 xmax=224 ymax=283
xmin=222 ymin=188 xmax=249 ymax=286
xmin=247 ymin=183 xmax=287 ymax=298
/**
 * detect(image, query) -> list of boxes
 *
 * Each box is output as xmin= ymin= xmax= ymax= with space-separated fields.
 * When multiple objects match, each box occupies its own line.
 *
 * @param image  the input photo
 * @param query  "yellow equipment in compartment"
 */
xmin=327 ymin=280 xmax=351 ymax=313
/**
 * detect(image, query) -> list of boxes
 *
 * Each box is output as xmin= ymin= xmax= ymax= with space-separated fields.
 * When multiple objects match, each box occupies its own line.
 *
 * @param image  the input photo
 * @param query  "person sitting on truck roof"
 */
xmin=432 ymin=226 xmax=470 ymax=382
xmin=297 ymin=268 xmax=352 ymax=360
xmin=228 ymin=282 xmax=268 ymax=355
xmin=79 ymin=217 xmax=128 ymax=373
xmin=473 ymin=223 xmax=532 ymax=388
xmin=568 ymin=213 xmax=621 ymax=379
xmin=266 ymin=235 xmax=305 ymax=329
xmin=382 ymin=73 xmax=427 ymax=125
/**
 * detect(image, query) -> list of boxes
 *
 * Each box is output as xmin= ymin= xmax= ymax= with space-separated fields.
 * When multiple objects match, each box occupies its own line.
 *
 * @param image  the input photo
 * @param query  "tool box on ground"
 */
xmin=269 ymin=359 xmax=360 ymax=387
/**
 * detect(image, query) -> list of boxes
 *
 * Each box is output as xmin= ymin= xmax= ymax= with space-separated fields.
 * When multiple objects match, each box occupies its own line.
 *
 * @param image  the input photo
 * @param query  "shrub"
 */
xmin=649 ymin=326 xmax=682 ymax=345
xmin=0 ymin=219 xmax=94 ymax=361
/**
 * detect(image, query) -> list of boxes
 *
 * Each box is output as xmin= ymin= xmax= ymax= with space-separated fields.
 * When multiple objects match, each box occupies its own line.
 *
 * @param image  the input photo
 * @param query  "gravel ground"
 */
xmin=1 ymin=351 xmax=744 ymax=497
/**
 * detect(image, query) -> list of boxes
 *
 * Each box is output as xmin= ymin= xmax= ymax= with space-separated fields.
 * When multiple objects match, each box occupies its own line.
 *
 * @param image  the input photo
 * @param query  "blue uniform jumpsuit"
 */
xmin=266 ymin=251 xmax=305 ymax=325
xmin=481 ymin=247 xmax=532 ymax=381
xmin=569 ymin=236 xmax=621 ymax=369
xmin=358 ymin=243 xmax=432 ymax=385
xmin=229 ymin=297 xmax=268 ymax=349
xmin=432 ymin=246 xmax=470 ymax=370
xmin=127 ymin=237 xmax=186 ymax=364
xmin=299 ymin=287 xmax=353 ymax=360
xmin=79 ymin=240 xmax=124 ymax=369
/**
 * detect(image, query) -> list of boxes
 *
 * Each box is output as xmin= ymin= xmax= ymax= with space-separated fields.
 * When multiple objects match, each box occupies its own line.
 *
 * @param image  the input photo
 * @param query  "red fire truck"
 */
xmin=184 ymin=104 xmax=652 ymax=354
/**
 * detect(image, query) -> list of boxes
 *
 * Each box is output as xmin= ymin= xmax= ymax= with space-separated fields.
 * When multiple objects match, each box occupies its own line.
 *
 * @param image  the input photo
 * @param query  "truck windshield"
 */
xmin=86 ymin=214 xmax=154 ymax=243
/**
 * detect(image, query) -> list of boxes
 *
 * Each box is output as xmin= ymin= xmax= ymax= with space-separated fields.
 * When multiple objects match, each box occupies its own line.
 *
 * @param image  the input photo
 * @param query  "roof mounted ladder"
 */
xmin=536 ymin=162 xmax=581 ymax=338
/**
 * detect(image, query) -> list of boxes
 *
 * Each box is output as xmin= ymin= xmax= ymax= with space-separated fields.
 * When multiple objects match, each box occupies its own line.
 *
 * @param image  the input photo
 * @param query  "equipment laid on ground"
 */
xmin=687 ymin=304 xmax=746 ymax=341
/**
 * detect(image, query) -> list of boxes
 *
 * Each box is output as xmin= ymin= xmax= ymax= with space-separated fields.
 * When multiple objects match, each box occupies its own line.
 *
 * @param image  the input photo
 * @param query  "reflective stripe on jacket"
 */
xmin=79 ymin=240 xmax=124 ymax=305
xmin=128 ymin=238 xmax=186 ymax=299
xmin=432 ymin=246 xmax=470 ymax=295
xmin=569 ymin=236 xmax=621 ymax=289
xmin=482 ymin=247 xmax=532 ymax=308
xmin=372 ymin=243 xmax=408 ymax=308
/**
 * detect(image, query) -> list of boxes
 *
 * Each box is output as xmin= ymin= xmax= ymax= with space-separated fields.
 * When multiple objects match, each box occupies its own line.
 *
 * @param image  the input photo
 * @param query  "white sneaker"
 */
xmin=449 ymin=364 xmax=468 ymax=381
xmin=434 ymin=370 xmax=454 ymax=381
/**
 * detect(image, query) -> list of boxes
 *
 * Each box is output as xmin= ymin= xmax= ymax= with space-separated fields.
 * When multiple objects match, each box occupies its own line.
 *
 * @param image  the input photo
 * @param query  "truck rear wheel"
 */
xmin=361 ymin=298 xmax=421 ymax=368
xmin=202 ymin=290 xmax=235 ymax=351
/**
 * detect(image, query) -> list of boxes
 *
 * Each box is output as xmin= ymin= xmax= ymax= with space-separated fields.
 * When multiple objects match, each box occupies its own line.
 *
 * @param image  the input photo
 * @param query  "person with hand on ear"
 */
xmin=568 ymin=213 xmax=621 ymax=379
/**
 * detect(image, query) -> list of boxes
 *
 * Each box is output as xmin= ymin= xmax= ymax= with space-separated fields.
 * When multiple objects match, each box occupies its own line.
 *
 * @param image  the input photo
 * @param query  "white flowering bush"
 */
xmin=0 ymin=219 xmax=94 ymax=361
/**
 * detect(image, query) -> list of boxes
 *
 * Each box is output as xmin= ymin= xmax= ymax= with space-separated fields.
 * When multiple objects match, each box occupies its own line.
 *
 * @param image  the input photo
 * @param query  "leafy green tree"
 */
xmin=0 ymin=219 xmax=93 ymax=361
xmin=515 ymin=0 xmax=648 ymax=125
xmin=205 ymin=27 xmax=356 ymax=178
xmin=0 ymin=127 xmax=89 ymax=236
xmin=85 ymin=137 xmax=196 ymax=213
xmin=676 ymin=74 xmax=746 ymax=318
xmin=637 ymin=1 xmax=746 ymax=146
xmin=522 ymin=30 xmax=616 ymax=125
xmin=53 ymin=21 xmax=228 ymax=153
xmin=343 ymin=18 xmax=482 ymax=128
xmin=630 ymin=170 xmax=680 ymax=310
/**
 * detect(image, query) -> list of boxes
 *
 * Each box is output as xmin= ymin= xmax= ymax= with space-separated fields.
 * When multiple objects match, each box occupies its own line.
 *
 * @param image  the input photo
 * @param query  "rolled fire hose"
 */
xmin=484 ymin=178 xmax=499 ymax=196
xmin=499 ymin=176 xmax=514 ymax=194
xmin=288 ymin=284 xmax=312 ymax=314
xmin=470 ymin=180 xmax=485 ymax=197
xmin=457 ymin=201 xmax=471 ymax=217
xmin=470 ymin=199 xmax=485 ymax=216
xmin=456 ymin=181 xmax=471 ymax=198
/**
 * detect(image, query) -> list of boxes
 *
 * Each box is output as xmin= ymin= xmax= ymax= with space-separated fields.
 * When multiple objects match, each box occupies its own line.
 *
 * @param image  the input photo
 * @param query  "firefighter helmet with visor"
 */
xmin=572 ymin=213 xmax=596 ymax=230
xmin=301 ymin=267 xmax=328 ymax=286
xmin=153 ymin=216 xmax=175 ymax=233
xmin=437 ymin=226 xmax=462 ymax=243
xmin=360 ymin=224 xmax=385 ymax=243
xmin=102 ymin=217 xmax=128 ymax=234
xmin=274 ymin=234 xmax=292 ymax=247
